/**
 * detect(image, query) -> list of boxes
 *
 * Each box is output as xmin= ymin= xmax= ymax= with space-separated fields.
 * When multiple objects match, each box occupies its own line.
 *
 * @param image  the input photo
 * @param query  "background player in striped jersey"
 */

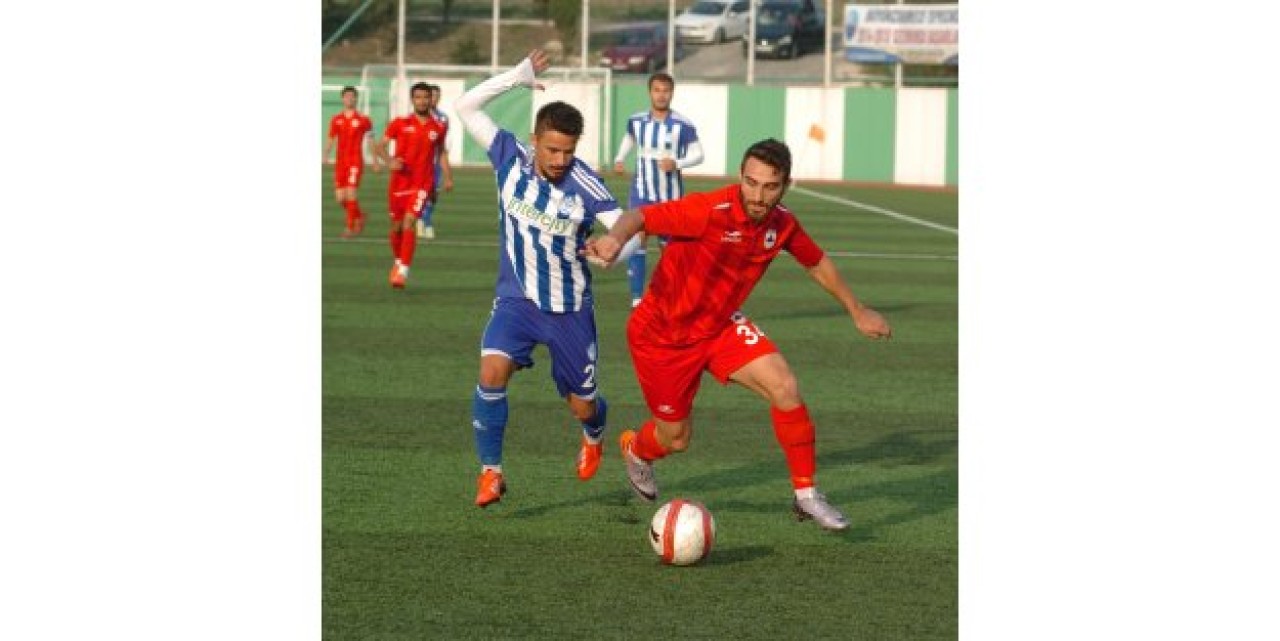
xmin=587 ymin=139 xmax=892 ymax=531
xmin=455 ymin=50 xmax=640 ymax=508
xmin=612 ymin=73 xmax=704 ymax=308
xmin=416 ymin=84 xmax=453 ymax=242
xmin=373 ymin=82 xmax=447 ymax=289
xmin=325 ymin=86 xmax=380 ymax=238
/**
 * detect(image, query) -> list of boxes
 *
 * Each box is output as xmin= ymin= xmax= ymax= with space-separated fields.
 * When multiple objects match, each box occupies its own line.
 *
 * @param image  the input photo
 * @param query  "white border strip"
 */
xmin=791 ymin=185 xmax=958 ymax=235
xmin=327 ymin=238 xmax=955 ymax=260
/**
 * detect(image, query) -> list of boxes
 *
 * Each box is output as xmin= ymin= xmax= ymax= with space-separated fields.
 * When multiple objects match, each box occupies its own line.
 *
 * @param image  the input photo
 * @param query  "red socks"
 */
xmin=631 ymin=420 xmax=670 ymax=462
xmin=630 ymin=407 xmax=816 ymax=491
xmin=771 ymin=405 xmax=817 ymax=490
xmin=343 ymin=200 xmax=361 ymax=231
xmin=388 ymin=227 xmax=401 ymax=259
xmin=398 ymin=224 xmax=418 ymax=266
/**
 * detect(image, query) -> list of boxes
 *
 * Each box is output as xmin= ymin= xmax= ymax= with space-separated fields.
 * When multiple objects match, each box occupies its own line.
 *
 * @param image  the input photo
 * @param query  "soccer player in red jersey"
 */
xmin=586 ymin=138 xmax=893 ymax=531
xmin=416 ymin=84 xmax=454 ymax=241
xmin=325 ymin=86 xmax=379 ymax=238
xmin=373 ymin=82 xmax=448 ymax=289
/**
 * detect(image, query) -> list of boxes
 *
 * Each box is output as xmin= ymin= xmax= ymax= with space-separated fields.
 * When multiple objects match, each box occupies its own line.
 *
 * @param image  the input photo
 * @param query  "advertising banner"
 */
xmin=844 ymin=4 xmax=959 ymax=65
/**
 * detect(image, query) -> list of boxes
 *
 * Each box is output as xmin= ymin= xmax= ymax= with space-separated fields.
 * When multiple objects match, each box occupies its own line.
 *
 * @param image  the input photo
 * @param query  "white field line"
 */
xmin=329 ymin=238 xmax=956 ymax=261
xmin=790 ymin=186 xmax=958 ymax=235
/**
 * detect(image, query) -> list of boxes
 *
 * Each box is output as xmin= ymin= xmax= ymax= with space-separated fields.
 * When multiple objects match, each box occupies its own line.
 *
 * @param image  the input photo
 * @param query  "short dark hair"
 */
xmin=410 ymin=81 xmax=430 ymax=95
xmin=341 ymin=86 xmax=358 ymax=97
xmin=534 ymin=101 xmax=584 ymax=138
xmin=741 ymin=138 xmax=792 ymax=181
xmin=648 ymin=72 xmax=674 ymax=89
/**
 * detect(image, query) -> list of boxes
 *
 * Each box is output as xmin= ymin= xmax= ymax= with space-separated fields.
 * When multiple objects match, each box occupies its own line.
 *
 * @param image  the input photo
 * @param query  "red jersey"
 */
xmin=328 ymin=110 xmax=373 ymax=166
xmin=632 ymin=184 xmax=825 ymax=346
xmin=384 ymin=113 xmax=447 ymax=190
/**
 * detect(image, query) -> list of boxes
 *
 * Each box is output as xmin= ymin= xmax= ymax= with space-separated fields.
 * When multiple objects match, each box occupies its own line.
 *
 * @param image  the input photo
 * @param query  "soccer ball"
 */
xmin=649 ymin=499 xmax=716 ymax=566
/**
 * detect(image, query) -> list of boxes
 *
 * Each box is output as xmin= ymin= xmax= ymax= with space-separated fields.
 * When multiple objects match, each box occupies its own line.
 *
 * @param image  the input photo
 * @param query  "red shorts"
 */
xmin=334 ymin=162 xmax=363 ymax=189
xmin=387 ymin=175 xmax=432 ymax=221
xmin=626 ymin=311 xmax=778 ymax=422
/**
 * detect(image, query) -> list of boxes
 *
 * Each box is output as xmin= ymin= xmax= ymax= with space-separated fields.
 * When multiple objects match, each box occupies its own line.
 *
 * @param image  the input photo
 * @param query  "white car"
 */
xmin=675 ymin=0 xmax=751 ymax=44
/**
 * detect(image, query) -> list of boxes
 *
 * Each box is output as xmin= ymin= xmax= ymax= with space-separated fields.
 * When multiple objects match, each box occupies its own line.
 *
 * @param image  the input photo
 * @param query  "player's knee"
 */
xmin=477 ymin=363 xmax=513 ymax=388
xmin=768 ymin=373 xmax=802 ymax=408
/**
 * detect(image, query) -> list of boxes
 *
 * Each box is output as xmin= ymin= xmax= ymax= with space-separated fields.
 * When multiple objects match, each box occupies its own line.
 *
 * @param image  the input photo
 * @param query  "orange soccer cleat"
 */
xmin=576 ymin=436 xmax=602 ymax=481
xmin=475 ymin=469 xmax=507 ymax=508
xmin=389 ymin=264 xmax=406 ymax=289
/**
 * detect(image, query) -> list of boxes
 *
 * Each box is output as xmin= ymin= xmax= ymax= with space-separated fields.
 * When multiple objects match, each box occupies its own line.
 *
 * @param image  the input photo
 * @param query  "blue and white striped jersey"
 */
xmin=486 ymin=129 xmax=622 ymax=313
xmin=623 ymin=110 xmax=699 ymax=206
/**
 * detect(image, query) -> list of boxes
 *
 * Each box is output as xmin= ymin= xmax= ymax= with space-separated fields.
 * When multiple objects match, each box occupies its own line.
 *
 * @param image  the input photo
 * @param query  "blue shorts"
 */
xmin=480 ymin=296 xmax=600 ymax=399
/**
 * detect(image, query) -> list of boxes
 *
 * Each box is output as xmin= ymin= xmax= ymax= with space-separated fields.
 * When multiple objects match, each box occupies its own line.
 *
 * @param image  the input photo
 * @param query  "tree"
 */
xmin=451 ymin=32 xmax=484 ymax=65
xmin=533 ymin=0 xmax=551 ymax=24
xmin=548 ymin=0 xmax=581 ymax=55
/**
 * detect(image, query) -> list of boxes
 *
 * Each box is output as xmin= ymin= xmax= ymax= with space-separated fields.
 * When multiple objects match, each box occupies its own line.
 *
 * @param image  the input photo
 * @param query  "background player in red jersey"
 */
xmin=372 ymin=82 xmax=447 ymax=289
xmin=417 ymin=84 xmax=454 ymax=241
xmin=325 ymin=86 xmax=380 ymax=238
xmin=586 ymin=138 xmax=892 ymax=531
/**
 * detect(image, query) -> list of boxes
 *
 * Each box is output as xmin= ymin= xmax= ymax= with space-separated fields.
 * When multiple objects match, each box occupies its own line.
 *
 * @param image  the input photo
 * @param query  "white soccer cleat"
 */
xmin=792 ymin=493 xmax=850 ymax=531
xmin=423 ymin=225 xmax=435 ymax=240
xmin=620 ymin=430 xmax=657 ymax=501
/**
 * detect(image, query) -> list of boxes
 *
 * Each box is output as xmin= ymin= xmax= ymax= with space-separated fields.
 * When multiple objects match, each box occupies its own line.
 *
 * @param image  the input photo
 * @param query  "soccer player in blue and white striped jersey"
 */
xmin=456 ymin=49 xmax=639 ymax=508
xmin=612 ymin=73 xmax=705 ymax=307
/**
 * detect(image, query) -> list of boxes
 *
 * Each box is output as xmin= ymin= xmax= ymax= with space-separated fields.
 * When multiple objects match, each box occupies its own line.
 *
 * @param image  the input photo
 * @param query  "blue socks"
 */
xmin=421 ymin=200 xmax=434 ymax=227
xmin=582 ymin=395 xmax=608 ymax=442
xmin=627 ymin=250 xmax=647 ymax=301
xmin=472 ymin=384 xmax=508 ymax=466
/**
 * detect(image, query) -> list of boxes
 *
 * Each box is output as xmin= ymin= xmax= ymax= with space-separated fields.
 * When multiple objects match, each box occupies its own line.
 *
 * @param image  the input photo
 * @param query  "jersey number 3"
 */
xmin=735 ymin=322 xmax=766 ymax=346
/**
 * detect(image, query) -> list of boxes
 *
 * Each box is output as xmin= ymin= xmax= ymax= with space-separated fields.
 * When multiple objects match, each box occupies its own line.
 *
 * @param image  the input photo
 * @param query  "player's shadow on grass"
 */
xmin=673 ymin=430 xmax=956 ymax=495
xmin=701 ymin=467 xmax=955 ymax=544
xmin=672 ymin=431 xmax=956 ymax=542
xmin=506 ymin=487 xmax=640 ymax=520
xmin=506 ymin=432 xmax=955 ymax=534
xmin=704 ymin=544 xmax=773 ymax=566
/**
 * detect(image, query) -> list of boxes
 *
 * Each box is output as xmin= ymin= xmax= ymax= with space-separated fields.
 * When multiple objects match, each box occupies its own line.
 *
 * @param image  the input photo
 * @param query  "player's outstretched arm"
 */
xmin=587 ymin=209 xmax=643 ymax=267
xmin=365 ymin=130 xmax=382 ymax=172
xmin=613 ymin=134 xmax=635 ymax=174
xmin=440 ymin=150 xmax=453 ymax=191
xmin=455 ymin=49 xmax=550 ymax=151
xmin=373 ymin=135 xmax=399 ymax=172
xmin=585 ymin=208 xmax=647 ymax=266
xmin=676 ymin=140 xmax=705 ymax=170
xmin=806 ymin=257 xmax=893 ymax=340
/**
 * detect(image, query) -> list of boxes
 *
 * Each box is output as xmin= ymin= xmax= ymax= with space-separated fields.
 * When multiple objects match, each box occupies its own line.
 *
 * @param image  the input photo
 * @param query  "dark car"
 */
xmin=742 ymin=0 xmax=825 ymax=59
xmin=599 ymin=24 xmax=676 ymax=73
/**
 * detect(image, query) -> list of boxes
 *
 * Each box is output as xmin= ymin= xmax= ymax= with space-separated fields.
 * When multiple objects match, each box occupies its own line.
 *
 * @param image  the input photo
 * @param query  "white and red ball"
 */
xmin=649 ymin=499 xmax=716 ymax=566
